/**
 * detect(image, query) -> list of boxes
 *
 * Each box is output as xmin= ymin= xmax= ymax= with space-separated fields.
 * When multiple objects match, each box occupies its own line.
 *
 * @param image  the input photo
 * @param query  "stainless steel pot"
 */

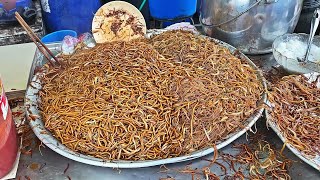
xmin=200 ymin=0 xmax=304 ymax=54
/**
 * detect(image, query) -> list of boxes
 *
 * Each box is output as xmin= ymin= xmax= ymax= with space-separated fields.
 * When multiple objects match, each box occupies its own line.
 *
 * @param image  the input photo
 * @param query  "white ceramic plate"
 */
xmin=266 ymin=73 xmax=320 ymax=171
xmin=25 ymin=30 xmax=267 ymax=168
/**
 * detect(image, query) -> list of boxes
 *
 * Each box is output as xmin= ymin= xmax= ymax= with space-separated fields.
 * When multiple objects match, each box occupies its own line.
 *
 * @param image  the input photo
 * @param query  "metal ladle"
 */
xmin=298 ymin=8 xmax=320 ymax=62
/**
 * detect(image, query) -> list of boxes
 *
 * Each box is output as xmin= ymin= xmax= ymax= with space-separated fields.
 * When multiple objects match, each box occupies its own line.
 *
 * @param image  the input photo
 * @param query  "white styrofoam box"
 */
xmin=0 ymin=43 xmax=36 ymax=92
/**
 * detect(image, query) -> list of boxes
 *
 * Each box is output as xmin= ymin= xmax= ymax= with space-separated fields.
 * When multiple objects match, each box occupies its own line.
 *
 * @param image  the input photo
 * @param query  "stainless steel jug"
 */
xmin=200 ymin=0 xmax=303 ymax=54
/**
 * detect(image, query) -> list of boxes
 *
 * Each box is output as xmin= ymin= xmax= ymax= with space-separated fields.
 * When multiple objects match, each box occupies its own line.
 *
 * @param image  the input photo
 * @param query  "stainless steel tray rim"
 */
xmin=25 ymin=29 xmax=267 ymax=168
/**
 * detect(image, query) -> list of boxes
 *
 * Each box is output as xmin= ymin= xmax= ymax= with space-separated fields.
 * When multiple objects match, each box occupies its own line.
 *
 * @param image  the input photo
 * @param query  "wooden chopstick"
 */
xmin=15 ymin=17 xmax=55 ymax=66
xmin=15 ymin=12 xmax=60 ymax=64
xmin=15 ymin=12 xmax=62 ymax=67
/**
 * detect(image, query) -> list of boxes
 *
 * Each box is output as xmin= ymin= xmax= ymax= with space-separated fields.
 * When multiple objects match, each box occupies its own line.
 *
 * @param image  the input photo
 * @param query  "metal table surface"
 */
xmin=13 ymin=54 xmax=320 ymax=180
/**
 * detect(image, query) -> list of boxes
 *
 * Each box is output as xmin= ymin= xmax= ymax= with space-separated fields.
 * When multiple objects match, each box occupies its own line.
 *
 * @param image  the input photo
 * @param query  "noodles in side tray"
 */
xmin=268 ymin=75 xmax=320 ymax=157
xmin=39 ymin=31 xmax=264 ymax=160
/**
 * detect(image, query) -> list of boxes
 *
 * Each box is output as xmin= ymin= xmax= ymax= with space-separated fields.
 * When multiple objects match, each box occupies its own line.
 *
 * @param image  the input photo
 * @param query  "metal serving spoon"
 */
xmin=298 ymin=8 xmax=320 ymax=63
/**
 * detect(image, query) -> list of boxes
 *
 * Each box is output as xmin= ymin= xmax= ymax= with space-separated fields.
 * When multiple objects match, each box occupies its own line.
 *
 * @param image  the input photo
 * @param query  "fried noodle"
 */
xmin=268 ymin=75 xmax=320 ymax=157
xmin=39 ymin=31 xmax=263 ymax=160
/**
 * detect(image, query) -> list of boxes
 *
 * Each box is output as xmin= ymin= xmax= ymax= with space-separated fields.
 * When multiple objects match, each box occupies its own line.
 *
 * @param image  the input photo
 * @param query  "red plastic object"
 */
xmin=0 ymin=78 xmax=18 ymax=178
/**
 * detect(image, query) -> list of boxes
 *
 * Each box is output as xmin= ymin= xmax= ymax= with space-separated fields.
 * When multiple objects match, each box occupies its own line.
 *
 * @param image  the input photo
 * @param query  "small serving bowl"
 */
xmin=272 ymin=33 xmax=320 ymax=74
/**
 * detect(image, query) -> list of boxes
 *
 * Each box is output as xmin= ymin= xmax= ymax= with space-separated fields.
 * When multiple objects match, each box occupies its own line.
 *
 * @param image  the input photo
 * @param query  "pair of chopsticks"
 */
xmin=15 ymin=12 xmax=62 ymax=67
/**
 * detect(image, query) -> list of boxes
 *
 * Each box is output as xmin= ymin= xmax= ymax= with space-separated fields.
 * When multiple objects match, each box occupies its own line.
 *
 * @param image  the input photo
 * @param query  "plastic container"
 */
xmin=41 ymin=0 xmax=101 ymax=34
xmin=162 ymin=18 xmax=193 ymax=28
xmin=149 ymin=0 xmax=197 ymax=20
xmin=41 ymin=30 xmax=77 ymax=44
xmin=0 ymin=0 xmax=35 ymax=24
xmin=0 ymin=77 xmax=18 ymax=178
xmin=272 ymin=33 xmax=320 ymax=74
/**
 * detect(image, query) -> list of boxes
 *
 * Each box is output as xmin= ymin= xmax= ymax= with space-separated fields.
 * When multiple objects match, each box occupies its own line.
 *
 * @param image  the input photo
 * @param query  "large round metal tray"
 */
xmin=25 ymin=29 xmax=267 ymax=168
xmin=266 ymin=73 xmax=320 ymax=171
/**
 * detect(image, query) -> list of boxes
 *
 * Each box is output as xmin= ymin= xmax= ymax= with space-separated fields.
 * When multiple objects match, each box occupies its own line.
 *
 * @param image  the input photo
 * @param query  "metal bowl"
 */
xmin=25 ymin=30 xmax=267 ymax=168
xmin=273 ymin=33 xmax=320 ymax=74
xmin=200 ymin=0 xmax=303 ymax=55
